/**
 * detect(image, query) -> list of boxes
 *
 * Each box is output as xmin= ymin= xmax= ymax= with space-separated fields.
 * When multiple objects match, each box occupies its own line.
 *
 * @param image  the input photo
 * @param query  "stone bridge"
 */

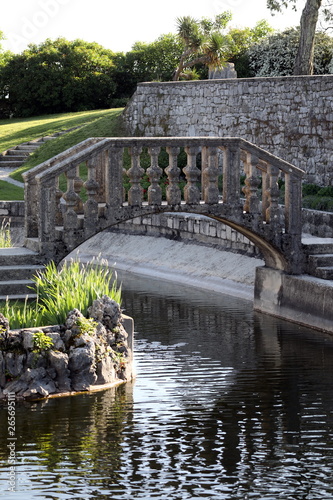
xmin=23 ymin=136 xmax=304 ymax=274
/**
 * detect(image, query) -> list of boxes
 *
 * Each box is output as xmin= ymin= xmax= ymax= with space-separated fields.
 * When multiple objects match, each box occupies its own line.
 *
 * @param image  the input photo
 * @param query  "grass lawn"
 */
xmin=10 ymin=108 xmax=125 ymax=183
xmin=0 ymin=109 xmax=118 ymax=153
xmin=0 ymin=180 xmax=24 ymax=200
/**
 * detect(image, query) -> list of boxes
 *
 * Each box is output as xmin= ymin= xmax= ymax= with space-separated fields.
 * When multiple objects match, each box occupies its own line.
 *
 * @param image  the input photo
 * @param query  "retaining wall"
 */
xmin=123 ymin=75 xmax=333 ymax=186
xmin=108 ymin=209 xmax=333 ymax=245
xmin=0 ymin=201 xmax=24 ymax=227
xmin=254 ymin=267 xmax=333 ymax=333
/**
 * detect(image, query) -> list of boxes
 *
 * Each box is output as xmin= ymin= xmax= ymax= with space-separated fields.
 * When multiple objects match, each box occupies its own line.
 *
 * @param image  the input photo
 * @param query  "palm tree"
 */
xmin=172 ymin=13 xmax=231 ymax=81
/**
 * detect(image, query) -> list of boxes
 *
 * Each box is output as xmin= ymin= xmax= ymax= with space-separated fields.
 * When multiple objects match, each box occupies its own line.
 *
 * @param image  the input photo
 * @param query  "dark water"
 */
xmin=1 ymin=273 xmax=333 ymax=500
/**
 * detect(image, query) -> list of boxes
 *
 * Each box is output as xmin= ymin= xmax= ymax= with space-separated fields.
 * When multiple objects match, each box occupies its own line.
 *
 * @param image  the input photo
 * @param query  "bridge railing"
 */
xmin=23 ymin=137 xmax=304 ymax=264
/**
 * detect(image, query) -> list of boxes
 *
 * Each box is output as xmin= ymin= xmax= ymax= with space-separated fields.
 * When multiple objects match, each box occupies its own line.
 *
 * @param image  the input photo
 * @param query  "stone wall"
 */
xmin=109 ymin=213 xmax=261 ymax=258
xmin=122 ymin=75 xmax=333 ymax=186
xmin=108 ymin=210 xmax=333 ymax=249
xmin=0 ymin=201 xmax=24 ymax=227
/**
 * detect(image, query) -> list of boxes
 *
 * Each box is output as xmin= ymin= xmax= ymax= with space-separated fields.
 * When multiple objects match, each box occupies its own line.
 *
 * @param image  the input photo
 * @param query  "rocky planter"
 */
xmin=0 ymin=295 xmax=134 ymax=400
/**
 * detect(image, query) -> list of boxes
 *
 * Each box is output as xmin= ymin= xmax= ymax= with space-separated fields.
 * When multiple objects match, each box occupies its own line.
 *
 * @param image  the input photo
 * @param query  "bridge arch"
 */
xmin=61 ymin=209 xmax=288 ymax=276
xmin=23 ymin=136 xmax=304 ymax=274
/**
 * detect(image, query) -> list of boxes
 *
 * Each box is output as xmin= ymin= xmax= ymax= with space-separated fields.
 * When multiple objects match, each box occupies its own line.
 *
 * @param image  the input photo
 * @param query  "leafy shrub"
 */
xmin=32 ymin=331 xmax=54 ymax=352
xmin=302 ymin=184 xmax=321 ymax=196
xmin=248 ymin=27 xmax=333 ymax=77
xmin=302 ymin=195 xmax=333 ymax=212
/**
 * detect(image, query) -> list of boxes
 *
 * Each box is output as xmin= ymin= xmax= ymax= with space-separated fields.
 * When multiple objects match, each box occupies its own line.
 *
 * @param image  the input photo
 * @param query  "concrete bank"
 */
xmin=68 ymin=232 xmax=264 ymax=302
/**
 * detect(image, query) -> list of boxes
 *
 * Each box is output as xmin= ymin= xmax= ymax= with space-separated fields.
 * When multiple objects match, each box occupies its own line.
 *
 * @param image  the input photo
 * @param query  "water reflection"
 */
xmin=0 ymin=272 xmax=333 ymax=499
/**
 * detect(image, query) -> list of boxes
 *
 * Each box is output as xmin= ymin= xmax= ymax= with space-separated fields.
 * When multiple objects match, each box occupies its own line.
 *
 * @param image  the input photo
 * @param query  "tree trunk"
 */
xmin=293 ymin=0 xmax=322 ymax=75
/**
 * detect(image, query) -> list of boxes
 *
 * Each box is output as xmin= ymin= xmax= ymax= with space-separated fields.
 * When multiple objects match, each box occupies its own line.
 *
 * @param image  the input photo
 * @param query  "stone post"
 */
xmin=24 ymin=176 xmax=39 ymax=239
xmin=222 ymin=143 xmax=242 ymax=217
xmin=38 ymin=177 xmax=58 ymax=258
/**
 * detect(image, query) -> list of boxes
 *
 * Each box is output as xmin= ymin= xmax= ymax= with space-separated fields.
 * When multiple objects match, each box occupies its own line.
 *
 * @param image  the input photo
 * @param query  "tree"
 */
xmin=225 ymin=20 xmax=274 ymax=77
xmin=0 ymin=30 xmax=14 ymax=118
xmin=112 ymin=34 xmax=183 ymax=98
xmin=267 ymin=0 xmax=332 ymax=74
xmin=172 ymin=12 xmax=232 ymax=81
xmin=0 ymin=38 xmax=117 ymax=117
xmin=248 ymin=27 xmax=333 ymax=76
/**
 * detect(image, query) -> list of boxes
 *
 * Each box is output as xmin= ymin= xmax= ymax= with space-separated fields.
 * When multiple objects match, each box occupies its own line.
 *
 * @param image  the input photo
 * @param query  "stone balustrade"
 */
xmin=23 ymin=137 xmax=304 ymax=273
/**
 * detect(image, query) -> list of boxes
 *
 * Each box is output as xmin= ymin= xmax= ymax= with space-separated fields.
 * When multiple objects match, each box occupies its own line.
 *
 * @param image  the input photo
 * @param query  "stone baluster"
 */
xmin=74 ymin=165 xmax=84 ymax=213
xmin=183 ymin=146 xmax=200 ymax=205
xmin=265 ymin=163 xmax=280 ymax=225
xmin=222 ymin=143 xmax=241 ymax=216
xmin=165 ymin=146 xmax=181 ymax=206
xmin=84 ymin=160 xmax=100 ymax=238
xmin=242 ymin=152 xmax=260 ymax=214
xmin=147 ymin=146 xmax=162 ymax=206
xmin=63 ymin=167 xmax=80 ymax=240
xmin=55 ymin=176 xmax=64 ymax=227
xmin=127 ymin=146 xmax=144 ymax=206
xmin=92 ymin=150 xmax=107 ymax=203
xmin=104 ymin=147 xmax=124 ymax=209
xmin=201 ymin=146 xmax=219 ymax=204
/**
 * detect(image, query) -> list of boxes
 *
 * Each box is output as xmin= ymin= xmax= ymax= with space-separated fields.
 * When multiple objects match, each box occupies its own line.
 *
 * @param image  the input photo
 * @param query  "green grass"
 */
xmin=0 ymin=180 xmax=24 ymax=200
xmin=0 ymin=109 xmax=117 ymax=153
xmin=10 ymin=108 xmax=125 ymax=183
xmin=1 ymin=257 xmax=121 ymax=329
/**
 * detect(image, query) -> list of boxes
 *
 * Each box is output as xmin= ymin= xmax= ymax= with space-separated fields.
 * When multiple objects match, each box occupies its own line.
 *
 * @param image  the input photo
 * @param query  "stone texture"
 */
xmin=0 ymin=297 xmax=134 ymax=399
xmin=88 ymin=295 xmax=122 ymax=330
xmin=122 ymin=75 xmax=333 ymax=186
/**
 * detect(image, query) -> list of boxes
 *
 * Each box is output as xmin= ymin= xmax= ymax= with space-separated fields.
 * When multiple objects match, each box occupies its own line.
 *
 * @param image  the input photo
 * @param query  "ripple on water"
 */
xmin=1 ymin=276 xmax=333 ymax=499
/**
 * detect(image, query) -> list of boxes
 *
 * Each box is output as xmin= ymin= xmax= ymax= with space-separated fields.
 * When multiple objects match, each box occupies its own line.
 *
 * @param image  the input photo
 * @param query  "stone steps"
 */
xmin=0 ymin=279 xmax=36 ymax=297
xmin=0 ymin=142 xmax=41 ymax=169
xmin=302 ymin=235 xmax=333 ymax=280
xmin=0 ymin=128 xmax=80 ymax=170
xmin=0 ymin=247 xmax=44 ymax=300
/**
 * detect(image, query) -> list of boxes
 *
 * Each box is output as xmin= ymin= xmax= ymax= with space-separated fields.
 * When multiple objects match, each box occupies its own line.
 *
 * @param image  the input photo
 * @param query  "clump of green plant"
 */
xmin=1 ymin=257 xmax=121 ymax=329
xmin=1 ymin=296 xmax=44 ymax=330
xmin=32 ymin=257 xmax=121 ymax=326
xmin=302 ymin=183 xmax=333 ymax=212
xmin=76 ymin=316 xmax=98 ymax=336
xmin=32 ymin=331 xmax=54 ymax=352
xmin=0 ymin=219 xmax=12 ymax=248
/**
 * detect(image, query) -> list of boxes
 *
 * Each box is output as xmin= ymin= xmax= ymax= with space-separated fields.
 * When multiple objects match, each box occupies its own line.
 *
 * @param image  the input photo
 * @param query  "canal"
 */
xmin=0 ymin=271 xmax=333 ymax=499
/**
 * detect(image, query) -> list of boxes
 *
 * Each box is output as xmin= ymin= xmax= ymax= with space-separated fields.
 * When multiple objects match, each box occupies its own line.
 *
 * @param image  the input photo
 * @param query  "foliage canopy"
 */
xmin=0 ymin=38 xmax=117 ymax=117
xmin=248 ymin=27 xmax=333 ymax=76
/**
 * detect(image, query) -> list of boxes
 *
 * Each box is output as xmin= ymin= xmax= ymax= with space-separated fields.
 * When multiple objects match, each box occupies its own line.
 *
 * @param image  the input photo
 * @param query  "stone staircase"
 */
xmin=0 ymin=248 xmax=44 ymax=301
xmin=0 ymin=127 xmax=81 ymax=171
xmin=0 ymin=137 xmax=55 ymax=170
xmin=302 ymin=235 xmax=333 ymax=280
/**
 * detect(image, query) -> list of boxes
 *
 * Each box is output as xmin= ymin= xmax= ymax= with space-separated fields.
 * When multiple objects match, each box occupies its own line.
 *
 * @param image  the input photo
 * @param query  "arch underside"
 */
xmin=63 ymin=204 xmax=289 ymax=273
